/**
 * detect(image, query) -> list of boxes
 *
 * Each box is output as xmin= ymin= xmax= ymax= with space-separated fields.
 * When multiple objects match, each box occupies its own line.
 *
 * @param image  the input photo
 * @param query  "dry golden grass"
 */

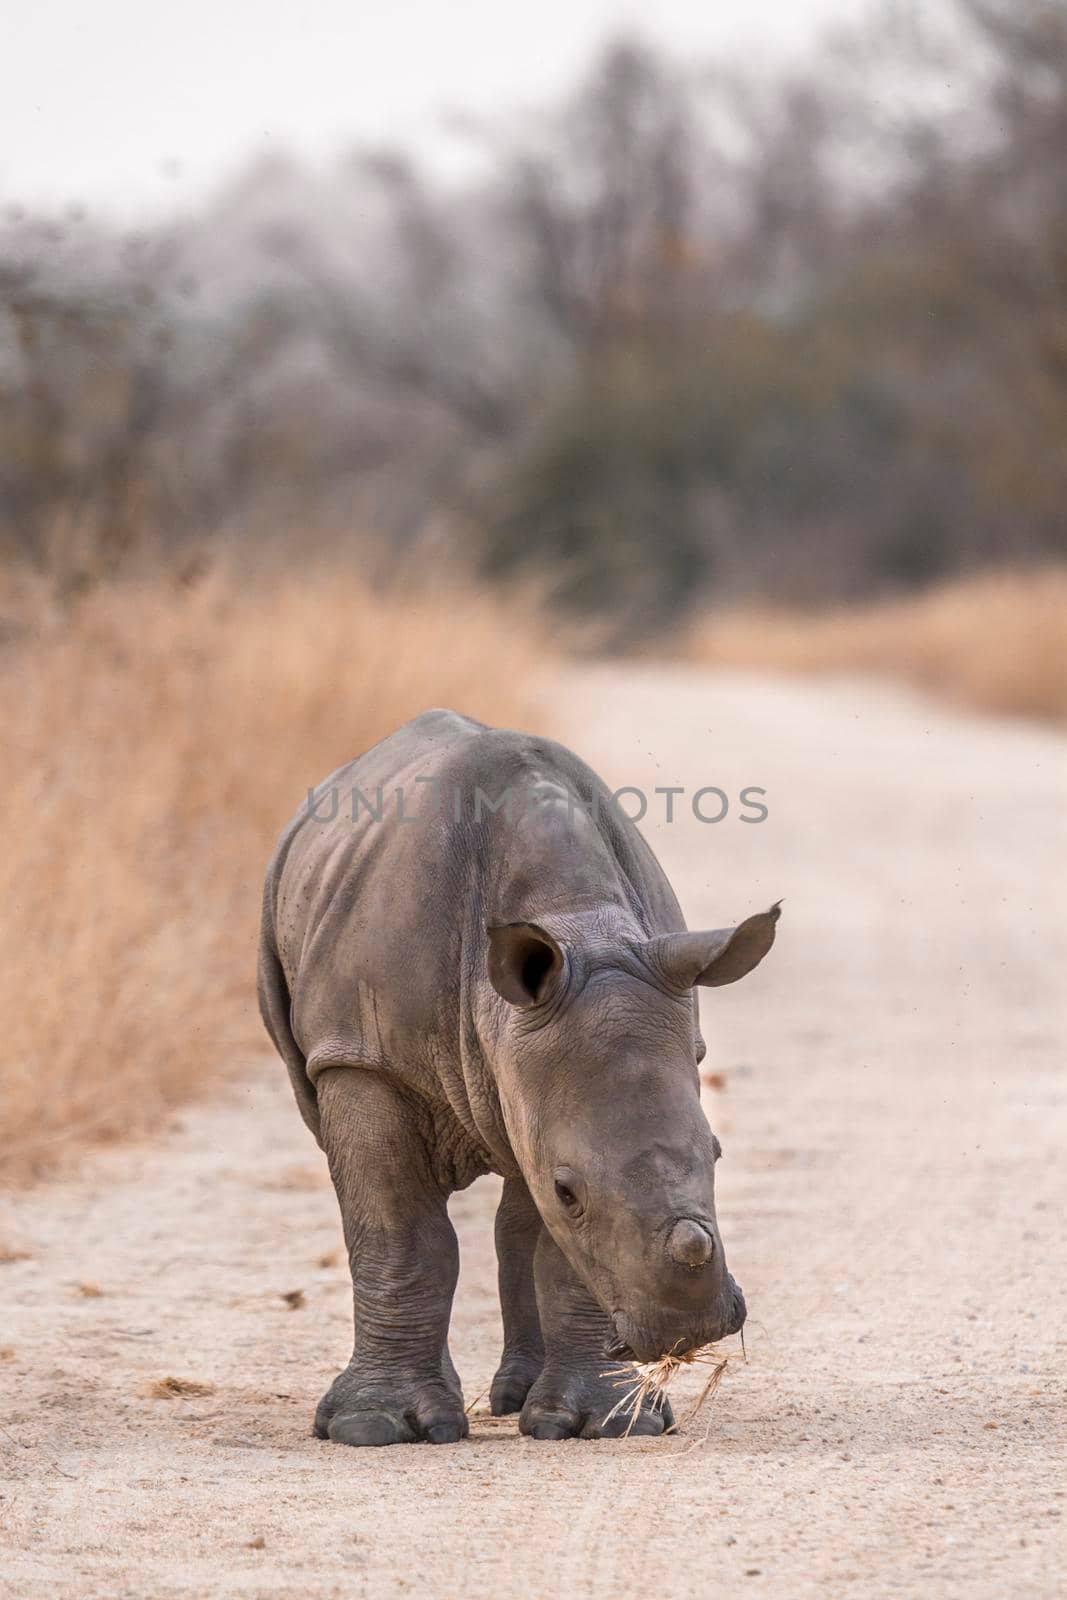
xmin=0 ymin=564 xmax=549 ymax=1184
xmin=687 ymin=567 xmax=1067 ymax=721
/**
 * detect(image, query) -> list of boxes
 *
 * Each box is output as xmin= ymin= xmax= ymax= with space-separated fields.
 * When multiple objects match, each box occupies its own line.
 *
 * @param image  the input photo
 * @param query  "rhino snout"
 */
xmin=606 ymin=1271 xmax=747 ymax=1364
xmin=665 ymin=1217 xmax=716 ymax=1268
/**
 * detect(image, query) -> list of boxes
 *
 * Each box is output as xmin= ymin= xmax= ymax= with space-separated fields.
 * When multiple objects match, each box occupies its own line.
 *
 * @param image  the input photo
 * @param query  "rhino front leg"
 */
xmin=519 ymin=1230 xmax=674 ymax=1441
xmin=490 ymin=1176 xmax=545 ymax=1414
xmin=313 ymin=1067 xmax=468 ymax=1447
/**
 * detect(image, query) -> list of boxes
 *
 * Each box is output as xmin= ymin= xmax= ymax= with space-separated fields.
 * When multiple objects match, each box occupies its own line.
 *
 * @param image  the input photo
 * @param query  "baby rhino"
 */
xmin=257 ymin=710 xmax=779 ymax=1445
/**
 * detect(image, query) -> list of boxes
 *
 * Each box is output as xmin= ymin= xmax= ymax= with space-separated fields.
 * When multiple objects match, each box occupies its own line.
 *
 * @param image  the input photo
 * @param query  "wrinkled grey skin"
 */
xmin=257 ymin=709 xmax=780 ymax=1447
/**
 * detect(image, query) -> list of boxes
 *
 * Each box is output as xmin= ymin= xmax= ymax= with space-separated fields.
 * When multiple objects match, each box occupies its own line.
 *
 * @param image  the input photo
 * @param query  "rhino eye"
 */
xmin=553 ymin=1166 xmax=583 ymax=1214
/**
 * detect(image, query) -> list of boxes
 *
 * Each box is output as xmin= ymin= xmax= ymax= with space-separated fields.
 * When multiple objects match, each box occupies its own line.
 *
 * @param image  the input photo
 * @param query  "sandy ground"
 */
xmin=2 ymin=666 xmax=1065 ymax=1599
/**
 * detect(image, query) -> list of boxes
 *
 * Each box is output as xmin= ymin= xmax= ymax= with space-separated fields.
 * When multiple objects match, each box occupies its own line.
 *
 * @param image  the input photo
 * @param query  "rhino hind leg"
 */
xmin=313 ymin=1067 xmax=468 ymax=1447
xmin=490 ymin=1176 xmax=546 ymax=1414
xmin=519 ymin=1230 xmax=674 ymax=1441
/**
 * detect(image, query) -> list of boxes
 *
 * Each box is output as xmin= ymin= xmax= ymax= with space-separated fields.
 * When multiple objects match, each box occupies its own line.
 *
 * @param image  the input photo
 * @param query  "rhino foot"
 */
xmin=314 ymin=1366 xmax=469 ymax=1448
xmin=489 ymin=1354 xmax=543 ymax=1416
xmin=519 ymin=1366 xmax=675 ymax=1441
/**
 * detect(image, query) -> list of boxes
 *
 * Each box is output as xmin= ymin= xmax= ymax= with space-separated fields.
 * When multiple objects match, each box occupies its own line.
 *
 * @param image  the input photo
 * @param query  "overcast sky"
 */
xmin=2 ymin=0 xmax=846 ymax=220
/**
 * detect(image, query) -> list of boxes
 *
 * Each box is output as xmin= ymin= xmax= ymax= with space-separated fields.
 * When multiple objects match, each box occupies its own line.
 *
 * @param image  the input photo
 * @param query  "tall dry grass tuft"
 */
xmin=687 ymin=567 xmax=1067 ymax=722
xmin=0 ymin=565 xmax=551 ymax=1183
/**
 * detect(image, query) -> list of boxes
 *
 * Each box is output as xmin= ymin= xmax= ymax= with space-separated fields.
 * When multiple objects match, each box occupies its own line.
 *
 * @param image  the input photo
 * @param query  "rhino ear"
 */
xmin=487 ymin=922 xmax=565 ymax=1008
xmin=647 ymin=902 xmax=781 ymax=990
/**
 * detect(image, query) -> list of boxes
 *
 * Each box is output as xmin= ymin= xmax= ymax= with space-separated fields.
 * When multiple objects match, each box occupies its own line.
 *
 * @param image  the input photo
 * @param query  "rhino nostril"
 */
xmin=666 ymin=1218 xmax=716 ymax=1268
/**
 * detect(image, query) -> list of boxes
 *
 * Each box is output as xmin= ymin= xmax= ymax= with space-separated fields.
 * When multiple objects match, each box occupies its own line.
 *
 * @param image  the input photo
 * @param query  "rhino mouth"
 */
xmin=605 ymin=1282 xmax=747 ymax=1364
xmin=604 ymin=1313 xmax=704 ymax=1365
xmin=605 ymin=1334 xmax=637 ymax=1361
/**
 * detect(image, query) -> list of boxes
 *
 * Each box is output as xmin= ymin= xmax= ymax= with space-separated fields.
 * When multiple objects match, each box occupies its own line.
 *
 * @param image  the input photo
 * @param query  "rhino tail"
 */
xmin=256 ymin=921 xmax=321 ymax=1146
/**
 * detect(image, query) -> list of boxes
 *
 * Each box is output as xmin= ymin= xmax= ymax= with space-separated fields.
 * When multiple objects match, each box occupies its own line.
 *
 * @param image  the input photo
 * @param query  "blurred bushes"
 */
xmin=1 ymin=1 xmax=1066 ymax=626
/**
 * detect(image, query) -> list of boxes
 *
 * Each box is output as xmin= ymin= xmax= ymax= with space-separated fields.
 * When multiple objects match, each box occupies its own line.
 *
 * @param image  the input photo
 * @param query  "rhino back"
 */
xmin=263 ymin=708 xmax=684 ymax=1087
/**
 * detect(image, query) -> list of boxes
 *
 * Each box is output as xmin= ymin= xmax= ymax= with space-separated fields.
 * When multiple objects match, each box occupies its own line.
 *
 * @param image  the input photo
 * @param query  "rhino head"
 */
xmin=486 ymin=904 xmax=780 ymax=1362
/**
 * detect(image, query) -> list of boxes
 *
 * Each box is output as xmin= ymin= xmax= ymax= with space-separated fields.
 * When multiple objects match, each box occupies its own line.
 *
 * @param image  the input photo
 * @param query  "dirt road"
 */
xmin=2 ymin=667 xmax=1065 ymax=1598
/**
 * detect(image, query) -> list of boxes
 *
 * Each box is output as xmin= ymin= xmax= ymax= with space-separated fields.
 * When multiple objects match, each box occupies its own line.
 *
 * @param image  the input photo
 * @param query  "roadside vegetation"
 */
xmin=3 ymin=1 xmax=1065 ymax=1182
xmin=687 ymin=567 xmax=1067 ymax=722
xmin=3 ymin=5 xmax=1065 ymax=635
xmin=0 ymin=564 xmax=547 ymax=1182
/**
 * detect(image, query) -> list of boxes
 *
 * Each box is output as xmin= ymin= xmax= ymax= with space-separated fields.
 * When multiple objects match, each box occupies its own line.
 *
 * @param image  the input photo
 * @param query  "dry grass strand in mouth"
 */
xmin=603 ymin=1344 xmax=731 ymax=1436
